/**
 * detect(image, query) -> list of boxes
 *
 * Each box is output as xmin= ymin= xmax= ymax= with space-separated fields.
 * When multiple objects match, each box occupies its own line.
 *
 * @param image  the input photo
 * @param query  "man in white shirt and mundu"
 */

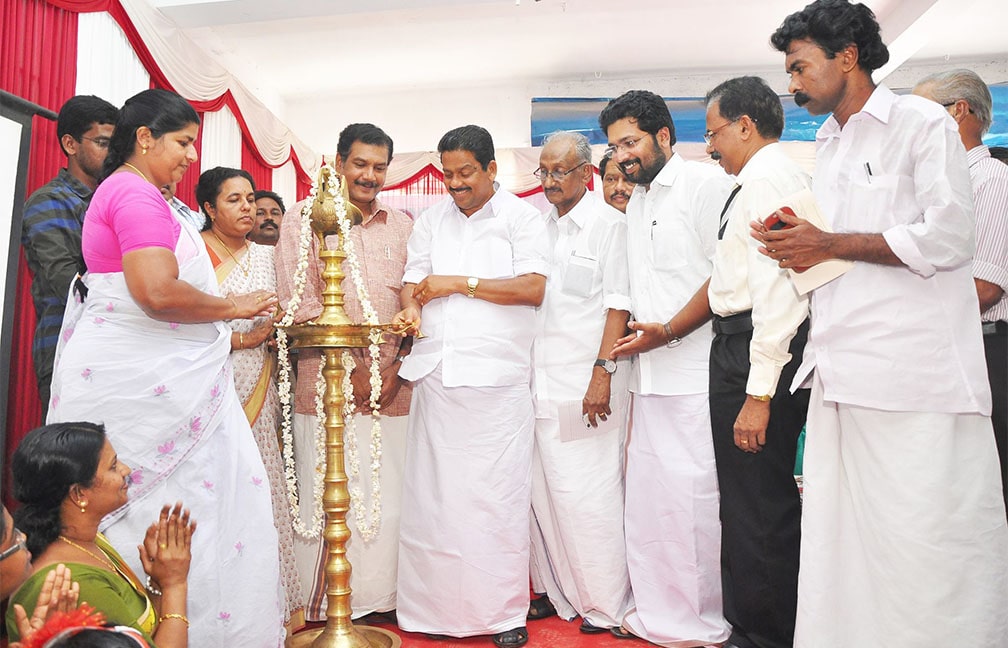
xmin=527 ymin=131 xmax=633 ymax=634
xmin=765 ymin=1 xmax=1008 ymax=646
xmin=601 ymin=90 xmax=734 ymax=647
xmin=392 ymin=125 xmax=549 ymax=648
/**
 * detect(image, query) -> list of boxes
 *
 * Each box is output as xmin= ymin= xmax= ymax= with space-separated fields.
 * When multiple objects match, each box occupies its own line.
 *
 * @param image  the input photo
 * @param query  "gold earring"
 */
xmin=142 ymin=145 xmax=148 ymax=155
xmin=79 ymin=501 xmax=87 ymax=513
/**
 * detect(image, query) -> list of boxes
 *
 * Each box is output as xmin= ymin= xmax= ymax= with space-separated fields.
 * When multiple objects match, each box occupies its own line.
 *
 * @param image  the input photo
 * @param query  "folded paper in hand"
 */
xmin=761 ymin=188 xmax=852 ymax=295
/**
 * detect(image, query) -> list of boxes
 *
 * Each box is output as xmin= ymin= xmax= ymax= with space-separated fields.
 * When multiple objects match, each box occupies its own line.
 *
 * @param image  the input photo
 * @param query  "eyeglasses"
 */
xmin=703 ymin=118 xmax=742 ymax=145
xmin=533 ymin=161 xmax=588 ymax=182
xmin=80 ymin=136 xmax=111 ymax=149
xmin=941 ymin=100 xmax=974 ymax=114
xmin=605 ymin=135 xmax=650 ymax=157
xmin=0 ymin=527 xmax=27 ymax=561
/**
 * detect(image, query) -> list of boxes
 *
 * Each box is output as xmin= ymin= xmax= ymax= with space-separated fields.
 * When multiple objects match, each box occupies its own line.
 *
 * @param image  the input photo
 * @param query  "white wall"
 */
xmin=282 ymin=59 xmax=1008 ymax=157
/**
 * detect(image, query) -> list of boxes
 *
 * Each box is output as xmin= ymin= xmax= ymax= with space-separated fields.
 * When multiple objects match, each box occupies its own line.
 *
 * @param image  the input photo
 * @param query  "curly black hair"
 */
xmin=770 ymin=0 xmax=889 ymax=73
xmin=598 ymin=90 xmax=677 ymax=145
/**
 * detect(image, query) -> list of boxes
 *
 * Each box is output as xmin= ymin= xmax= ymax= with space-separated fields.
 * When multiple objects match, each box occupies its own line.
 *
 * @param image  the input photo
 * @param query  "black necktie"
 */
xmin=717 ymin=184 xmax=743 ymax=240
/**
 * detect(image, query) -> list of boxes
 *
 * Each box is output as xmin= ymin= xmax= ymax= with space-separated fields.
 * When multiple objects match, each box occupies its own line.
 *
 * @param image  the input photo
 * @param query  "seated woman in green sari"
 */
xmin=5 ymin=422 xmax=194 ymax=648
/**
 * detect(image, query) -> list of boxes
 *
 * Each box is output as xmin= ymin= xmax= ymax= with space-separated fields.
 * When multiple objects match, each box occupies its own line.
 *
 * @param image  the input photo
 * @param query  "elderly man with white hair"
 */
xmin=526 ymin=131 xmax=634 ymax=635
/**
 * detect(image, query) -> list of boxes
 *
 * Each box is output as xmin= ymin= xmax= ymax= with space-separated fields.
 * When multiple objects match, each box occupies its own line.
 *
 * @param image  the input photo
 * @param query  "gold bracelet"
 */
xmin=239 ymin=331 xmax=244 ymax=349
xmin=158 ymin=613 xmax=190 ymax=627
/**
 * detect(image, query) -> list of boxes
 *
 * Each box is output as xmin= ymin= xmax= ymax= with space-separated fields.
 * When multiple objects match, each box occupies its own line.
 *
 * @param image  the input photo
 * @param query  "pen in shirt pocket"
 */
xmin=864 ymin=162 xmax=873 ymax=184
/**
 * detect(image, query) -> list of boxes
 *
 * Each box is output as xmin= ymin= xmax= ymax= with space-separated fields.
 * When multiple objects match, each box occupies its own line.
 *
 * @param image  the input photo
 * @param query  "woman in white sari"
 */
xmin=195 ymin=166 xmax=304 ymax=632
xmin=47 ymin=89 xmax=286 ymax=647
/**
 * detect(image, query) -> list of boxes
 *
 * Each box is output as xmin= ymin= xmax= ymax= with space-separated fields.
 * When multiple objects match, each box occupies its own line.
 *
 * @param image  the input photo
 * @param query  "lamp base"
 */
xmin=289 ymin=624 xmax=400 ymax=648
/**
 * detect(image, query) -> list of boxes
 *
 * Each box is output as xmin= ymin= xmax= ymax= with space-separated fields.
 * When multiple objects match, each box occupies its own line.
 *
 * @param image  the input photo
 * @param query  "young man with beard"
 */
xmin=598 ymin=152 xmax=635 ymax=213
xmin=617 ymin=77 xmax=811 ymax=648
xmin=765 ymin=1 xmax=1008 ymax=645
xmin=601 ymin=90 xmax=734 ymax=646
xmin=392 ymin=125 xmax=548 ymax=648
xmin=249 ymin=189 xmax=285 ymax=245
xmin=527 ymin=131 xmax=633 ymax=634
xmin=22 ymin=94 xmax=118 ymax=417
xmin=275 ymin=122 xmax=414 ymax=626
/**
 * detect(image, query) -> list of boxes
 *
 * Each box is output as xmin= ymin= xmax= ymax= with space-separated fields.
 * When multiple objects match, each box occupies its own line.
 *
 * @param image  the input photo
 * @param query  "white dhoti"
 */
xmin=396 ymin=366 xmax=534 ymax=637
xmin=529 ymin=390 xmax=633 ymax=628
xmin=796 ymin=376 xmax=1008 ymax=647
xmin=622 ymin=393 xmax=729 ymax=647
xmin=290 ymin=411 xmax=407 ymax=620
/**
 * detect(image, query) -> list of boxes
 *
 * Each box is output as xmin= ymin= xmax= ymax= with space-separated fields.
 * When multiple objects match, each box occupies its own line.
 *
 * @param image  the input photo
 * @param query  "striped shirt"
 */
xmin=21 ymin=168 xmax=92 ymax=405
xmin=968 ymin=145 xmax=1008 ymax=324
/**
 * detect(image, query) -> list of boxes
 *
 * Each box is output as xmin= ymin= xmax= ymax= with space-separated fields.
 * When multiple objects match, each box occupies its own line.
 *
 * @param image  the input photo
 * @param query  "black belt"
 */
xmin=712 ymin=310 xmax=753 ymax=336
xmin=982 ymin=320 xmax=1007 ymax=336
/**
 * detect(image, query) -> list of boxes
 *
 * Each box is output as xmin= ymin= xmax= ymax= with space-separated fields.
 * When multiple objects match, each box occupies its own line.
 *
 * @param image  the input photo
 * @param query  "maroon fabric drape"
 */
xmin=291 ymin=150 xmax=313 ymax=201
xmin=1 ymin=0 xmax=80 ymax=509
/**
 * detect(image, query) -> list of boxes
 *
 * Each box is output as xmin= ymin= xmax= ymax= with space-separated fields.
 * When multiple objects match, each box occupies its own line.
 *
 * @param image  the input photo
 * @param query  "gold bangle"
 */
xmin=239 ymin=331 xmax=244 ymax=349
xmin=749 ymin=393 xmax=772 ymax=402
xmin=158 ymin=613 xmax=190 ymax=627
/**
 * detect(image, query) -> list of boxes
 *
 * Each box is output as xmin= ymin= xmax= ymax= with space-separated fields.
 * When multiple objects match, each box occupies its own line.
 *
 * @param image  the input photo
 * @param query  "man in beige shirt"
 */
xmin=275 ymin=123 xmax=413 ymax=625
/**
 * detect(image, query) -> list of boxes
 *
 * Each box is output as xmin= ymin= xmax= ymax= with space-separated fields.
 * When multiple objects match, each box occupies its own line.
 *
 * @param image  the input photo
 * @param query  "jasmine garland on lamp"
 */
xmin=5 ymin=423 xmax=193 ymax=648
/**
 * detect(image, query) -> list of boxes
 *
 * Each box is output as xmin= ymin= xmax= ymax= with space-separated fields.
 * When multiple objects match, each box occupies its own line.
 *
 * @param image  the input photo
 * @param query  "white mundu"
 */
xmin=622 ymin=154 xmax=733 ymax=647
xmin=397 ymin=189 xmax=550 ymax=637
xmin=530 ymin=190 xmax=633 ymax=628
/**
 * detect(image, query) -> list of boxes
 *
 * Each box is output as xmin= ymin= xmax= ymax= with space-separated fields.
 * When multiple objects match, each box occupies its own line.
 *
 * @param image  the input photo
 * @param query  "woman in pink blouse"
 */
xmin=47 ymin=88 xmax=286 ymax=647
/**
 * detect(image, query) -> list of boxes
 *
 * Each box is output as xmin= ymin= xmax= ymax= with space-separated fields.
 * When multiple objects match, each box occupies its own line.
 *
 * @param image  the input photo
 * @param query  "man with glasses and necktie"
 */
xmin=601 ymin=89 xmax=733 ymax=646
xmin=21 ymin=95 xmax=118 ymax=416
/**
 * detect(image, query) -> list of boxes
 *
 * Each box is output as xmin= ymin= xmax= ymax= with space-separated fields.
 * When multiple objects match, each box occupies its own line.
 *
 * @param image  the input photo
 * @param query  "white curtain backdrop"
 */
xmin=76 ymin=11 xmax=150 ymax=107
xmin=117 ymin=0 xmax=318 ymax=173
xmin=200 ymin=105 xmax=242 ymax=173
xmin=271 ymin=160 xmax=297 ymax=206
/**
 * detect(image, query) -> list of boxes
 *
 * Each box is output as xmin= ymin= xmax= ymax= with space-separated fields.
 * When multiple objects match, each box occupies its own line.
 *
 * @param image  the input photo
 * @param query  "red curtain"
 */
xmin=1 ymin=0 xmax=80 ymax=508
xmin=242 ymin=132 xmax=272 ymax=193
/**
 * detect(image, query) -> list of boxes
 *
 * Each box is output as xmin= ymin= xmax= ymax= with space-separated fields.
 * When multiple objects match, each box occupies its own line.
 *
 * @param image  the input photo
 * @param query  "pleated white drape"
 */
xmin=200 ymin=105 xmax=242 ymax=173
xmin=271 ymin=161 xmax=297 ymax=206
xmin=75 ymin=11 xmax=149 ymax=108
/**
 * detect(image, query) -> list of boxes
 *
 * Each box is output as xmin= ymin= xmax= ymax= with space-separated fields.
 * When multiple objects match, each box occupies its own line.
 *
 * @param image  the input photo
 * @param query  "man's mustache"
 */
xmin=794 ymin=92 xmax=810 ymax=107
xmin=259 ymin=219 xmax=278 ymax=230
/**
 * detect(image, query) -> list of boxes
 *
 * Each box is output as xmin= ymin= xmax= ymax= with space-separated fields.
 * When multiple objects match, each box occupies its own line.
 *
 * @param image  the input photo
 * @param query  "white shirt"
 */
xmin=533 ymin=190 xmax=632 ymax=405
xmin=626 ymin=153 xmax=735 ymax=396
xmin=168 ymin=196 xmax=205 ymax=232
xmin=709 ymin=143 xmax=811 ymax=397
xmin=794 ymin=85 xmax=991 ymax=415
xmin=966 ymin=145 xmax=1008 ymax=323
xmin=399 ymin=188 xmax=550 ymax=388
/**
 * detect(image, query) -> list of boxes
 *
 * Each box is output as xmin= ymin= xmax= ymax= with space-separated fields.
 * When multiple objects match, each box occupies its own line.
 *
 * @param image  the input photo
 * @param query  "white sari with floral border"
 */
xmin=48 ymin=220 xmax=285 ymax=647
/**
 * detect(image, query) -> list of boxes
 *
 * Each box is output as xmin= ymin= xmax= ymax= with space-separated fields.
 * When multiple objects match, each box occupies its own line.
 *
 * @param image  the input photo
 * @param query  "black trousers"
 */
xmin=709 ymin=319 xmax=809 ymax=648
xmin=984 ymin=325 xmax=1007 ymax=518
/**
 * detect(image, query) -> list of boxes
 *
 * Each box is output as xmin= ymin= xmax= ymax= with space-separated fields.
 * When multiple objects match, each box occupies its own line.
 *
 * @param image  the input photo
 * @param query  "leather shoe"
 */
xmin=579 ymin=619 xmax=608 ymax=634
xmin=526 ymin=595 xmax=556 ymax=621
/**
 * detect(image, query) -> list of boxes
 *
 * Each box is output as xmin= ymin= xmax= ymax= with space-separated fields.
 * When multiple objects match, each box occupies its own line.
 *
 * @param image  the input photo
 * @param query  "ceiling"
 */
xmin=154 ymin=0 xmax=1007 ymax=96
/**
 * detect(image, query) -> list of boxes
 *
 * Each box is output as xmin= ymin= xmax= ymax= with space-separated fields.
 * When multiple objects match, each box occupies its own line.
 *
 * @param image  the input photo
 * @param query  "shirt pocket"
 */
xmin=562 ymin=253 xmax=599 ymax=299
xmin=844 ymin=174 xmax=912 ymax=233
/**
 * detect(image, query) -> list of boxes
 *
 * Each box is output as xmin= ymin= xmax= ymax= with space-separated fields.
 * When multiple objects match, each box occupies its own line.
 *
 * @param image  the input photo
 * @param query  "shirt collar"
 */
xmin=549 ymin=189 xmax=591 ymax=229
xmin=360 ymin=197 xmax=389 ymax=226
xmin=817 ymin=84 xmax=895 ymax=143
xmin=58 ymin=168 xmax=93 ymax=199
xmin=735 ymin=141 xmax=780 ymax=184
xmin=966 ymin=144 xmax=991 ymax=168
xmin=650 ymin=151 xmax=684 ymax=188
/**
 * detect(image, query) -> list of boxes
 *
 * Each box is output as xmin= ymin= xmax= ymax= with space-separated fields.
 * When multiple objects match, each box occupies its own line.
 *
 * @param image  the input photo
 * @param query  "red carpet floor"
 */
xmin=298 ymin=617 xmax=644 ymax=648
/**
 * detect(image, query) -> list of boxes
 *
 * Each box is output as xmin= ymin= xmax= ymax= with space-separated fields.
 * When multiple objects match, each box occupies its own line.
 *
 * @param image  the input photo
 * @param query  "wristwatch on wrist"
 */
xmin=748 ymin=393 xmax=772 ymax=402
xmin=662 ymin=321 xmax=682 ymax=348
xmin=466 ymin=276 xmax=479 ymax=298
xmin=594 ymin=358 xmax=617 ymax=375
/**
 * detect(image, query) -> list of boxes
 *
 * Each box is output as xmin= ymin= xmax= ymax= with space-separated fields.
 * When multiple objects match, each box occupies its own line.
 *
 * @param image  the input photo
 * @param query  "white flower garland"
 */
xmin=276 ymin=163 xmax=385 ymax=541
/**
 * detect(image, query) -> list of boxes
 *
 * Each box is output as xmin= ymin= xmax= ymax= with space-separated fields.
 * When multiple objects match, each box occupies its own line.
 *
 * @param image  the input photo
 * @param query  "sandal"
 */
xmin=610 ymin=626 xmax=637 ymax=640
xmin=526 ymin=595 xmax=557 ymax=621
xmin=493 ymin=627 xmax=529 ymax=648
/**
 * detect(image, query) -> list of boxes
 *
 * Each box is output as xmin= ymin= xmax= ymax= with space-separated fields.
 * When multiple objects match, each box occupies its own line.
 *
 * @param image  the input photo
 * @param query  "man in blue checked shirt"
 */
xmin=21 ymin=94 xmax=118 ymax=416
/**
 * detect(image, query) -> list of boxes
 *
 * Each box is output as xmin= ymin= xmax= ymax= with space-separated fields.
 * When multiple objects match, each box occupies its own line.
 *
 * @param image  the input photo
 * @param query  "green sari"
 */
xmin=5 ymin=534 xmax=156 ymax=643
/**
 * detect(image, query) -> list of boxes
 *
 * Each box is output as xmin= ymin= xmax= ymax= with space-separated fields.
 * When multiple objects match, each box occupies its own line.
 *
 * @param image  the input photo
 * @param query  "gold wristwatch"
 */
xmin=466 ymin=276 xmax=479 ymax=298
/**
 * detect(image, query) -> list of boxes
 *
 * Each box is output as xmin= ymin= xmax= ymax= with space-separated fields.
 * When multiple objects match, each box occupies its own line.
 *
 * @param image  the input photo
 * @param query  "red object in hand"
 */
xmin=763 ymin=207 xmax=809 ymax=272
